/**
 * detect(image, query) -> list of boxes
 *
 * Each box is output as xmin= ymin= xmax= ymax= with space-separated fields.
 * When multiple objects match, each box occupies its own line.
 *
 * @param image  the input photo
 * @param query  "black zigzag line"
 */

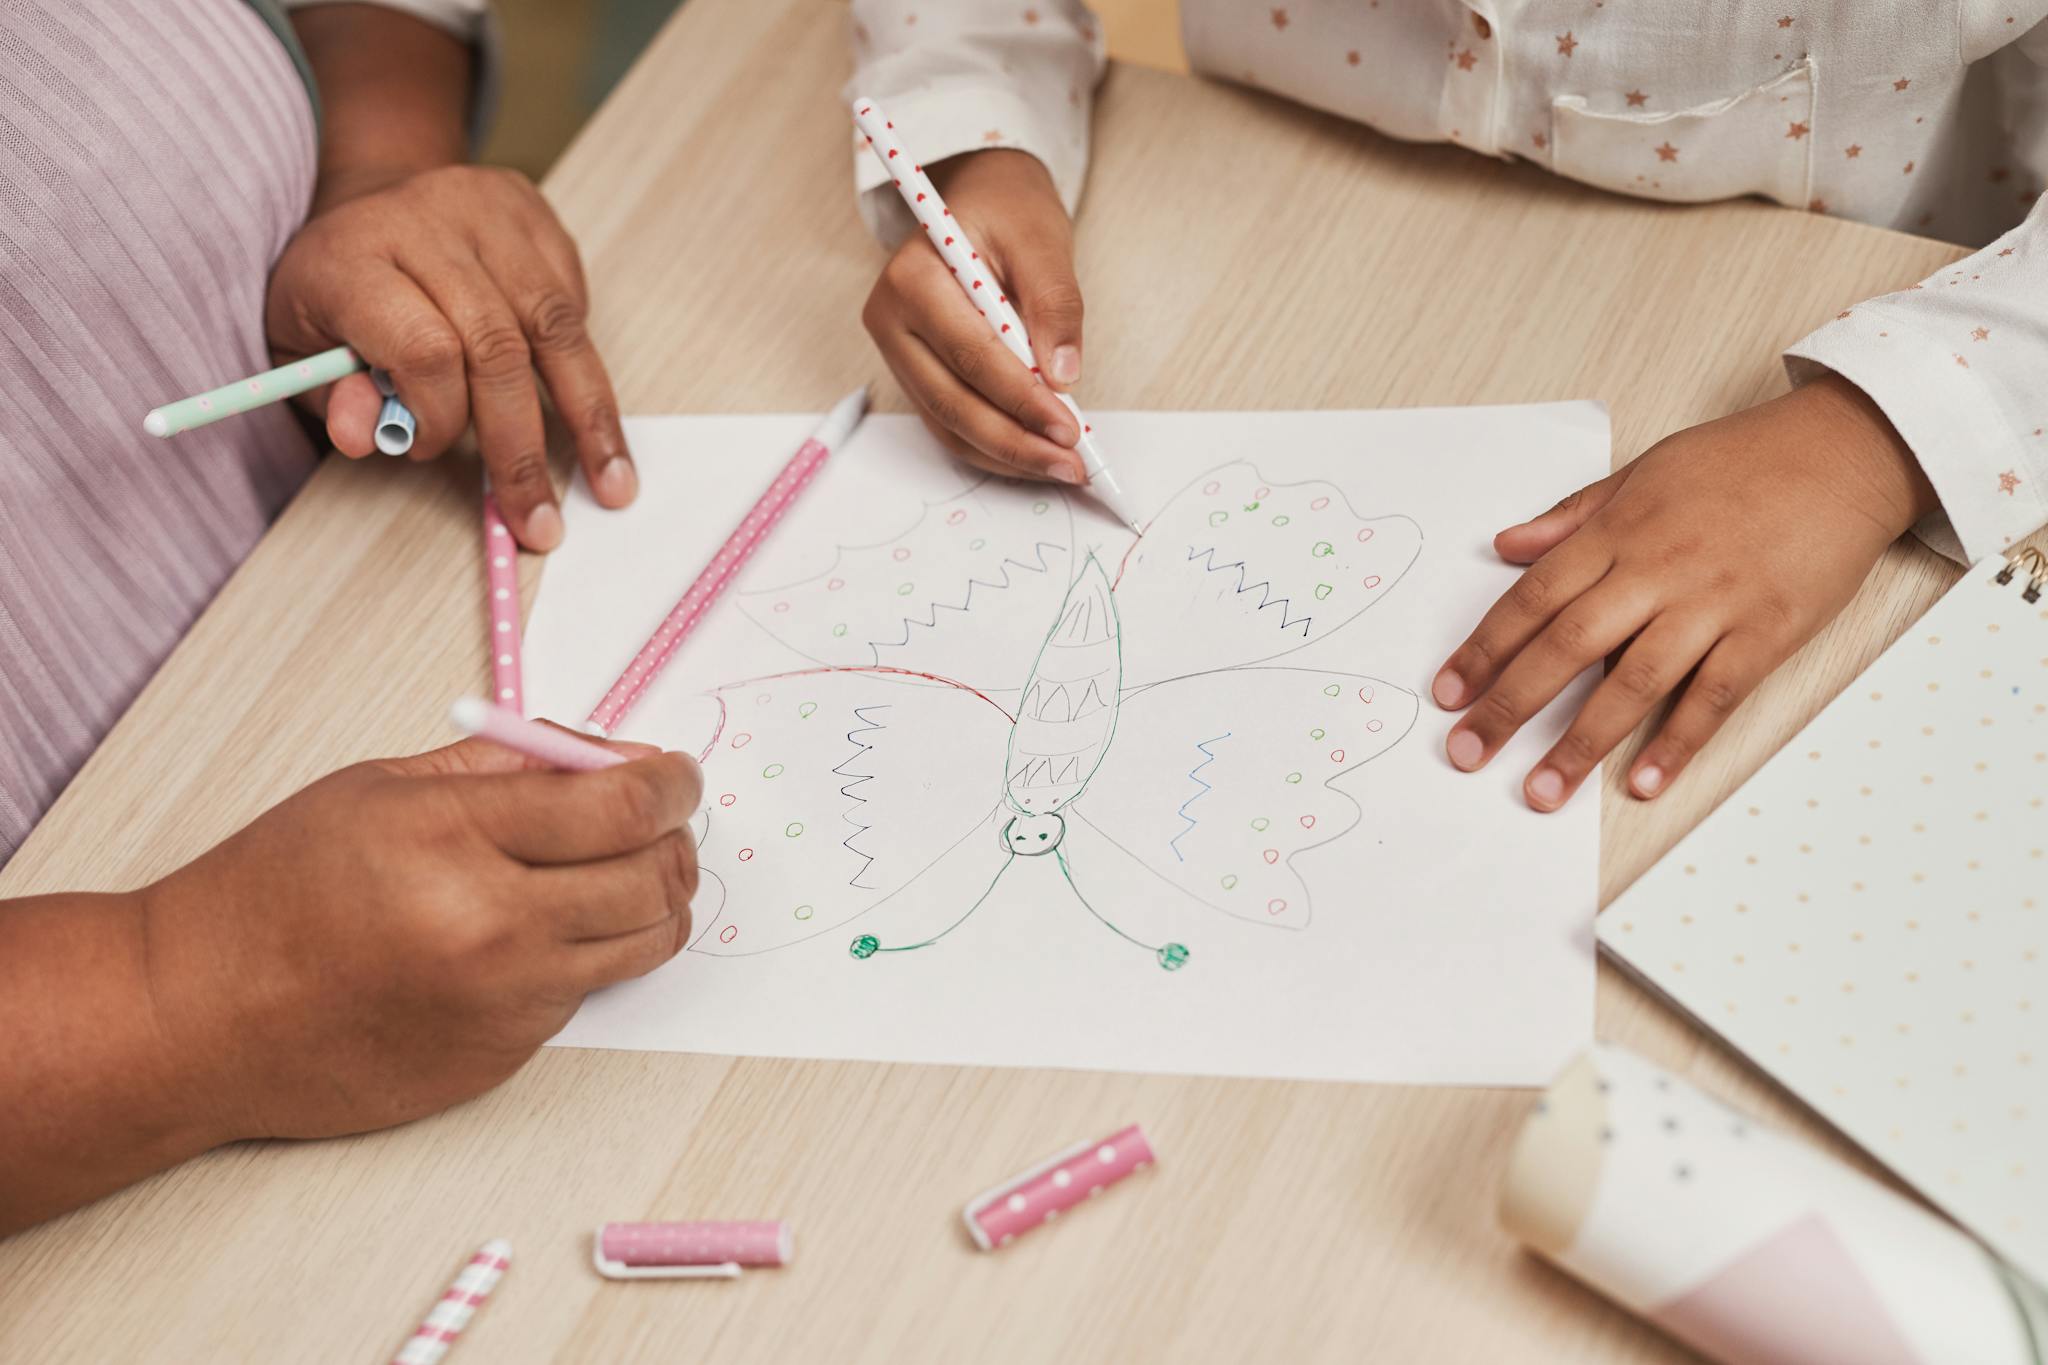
xmin=1184 ymin=545 xmax=1314 ymax=636
xmin=833 ymin=705 xmax=890 ymax=889
xmin=868 ymin=539 xmax=1067 ymax=653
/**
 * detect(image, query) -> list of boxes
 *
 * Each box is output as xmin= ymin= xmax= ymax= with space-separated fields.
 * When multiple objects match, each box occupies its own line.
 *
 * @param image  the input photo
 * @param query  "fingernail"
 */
xmin=1632 ymin=764 xmax=1665 ymax=797
xmin=1432 ymin=668 xmax=1466 ymax=709
xmin=594 ymin=456 xmax=638 ymax=506
xmin=524 ymin=503 xmax=564 ymax=551
xmin=1446 ymin=729 xmax=1484 ymax=771
xmin=1050 ymin=345 xmax=1081 ymax=385
xmin=1047 ymin=462 xmax=1085 ymax=485
xmin=1527 ymin=767 xmax=1566 ymax=809
xmin=1044 ymin=419 xmax=1078 ymax=446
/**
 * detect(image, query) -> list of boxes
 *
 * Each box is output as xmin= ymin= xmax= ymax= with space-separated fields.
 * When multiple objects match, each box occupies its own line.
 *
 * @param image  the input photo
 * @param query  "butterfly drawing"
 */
xmin=662 ymin=460 xmax=1425 ymax=972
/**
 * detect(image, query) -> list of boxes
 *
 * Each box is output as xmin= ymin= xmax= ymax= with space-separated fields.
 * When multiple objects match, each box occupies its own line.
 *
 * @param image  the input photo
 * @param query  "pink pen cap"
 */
xmin=592 ymin=1221 xmax=792 ymax=1280
xmin=963 ymin=1124 xmax=1155 ymax=1251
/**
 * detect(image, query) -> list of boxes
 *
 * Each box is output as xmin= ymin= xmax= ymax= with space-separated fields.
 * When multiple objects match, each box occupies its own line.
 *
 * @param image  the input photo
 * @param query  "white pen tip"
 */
xmin=449 ymin=696 xmax=489 ymax=734
xmin=1125 ymin=518 xmax=1146 ymax=535
xmin=142 ymin=411 xmax=169 ymax=437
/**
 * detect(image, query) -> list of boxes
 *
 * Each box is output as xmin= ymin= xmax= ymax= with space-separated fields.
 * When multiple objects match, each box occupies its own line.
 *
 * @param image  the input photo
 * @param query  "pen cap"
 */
xmin=598 ymin=1220 xmax=791 ymax=1268
xmin=966 ymin=1124 xmax=1155 ymax=1250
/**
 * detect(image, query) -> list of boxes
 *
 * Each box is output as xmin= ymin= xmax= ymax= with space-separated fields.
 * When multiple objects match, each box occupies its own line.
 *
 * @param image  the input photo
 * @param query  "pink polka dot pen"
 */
xmin=849 ymin=97 xmax=1144 ymax=534
xmin=390 ymin=1239 xmax=509 ymax=1365
xmin=481 ymin=482 xmax=524 ymax=714
xmin=583 ymin=386 xmax=869 ymax=737
xmin=964 ymin=1124 xmax=1156 ymax=1251
xmin=448 ymin=696 xmax=625 ymax=771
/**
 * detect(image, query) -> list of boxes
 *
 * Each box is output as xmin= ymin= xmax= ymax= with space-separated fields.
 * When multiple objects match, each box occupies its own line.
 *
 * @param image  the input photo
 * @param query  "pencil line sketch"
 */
xmin=676 ymin=460 xmax=1426 ymax=971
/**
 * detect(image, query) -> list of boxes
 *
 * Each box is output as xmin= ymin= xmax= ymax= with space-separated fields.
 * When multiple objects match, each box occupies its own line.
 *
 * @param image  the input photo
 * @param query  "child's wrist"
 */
xmin=1786 ymin=373 xmax=1939 ymax=536
xmin=129 ymin=881 xmax=251 ymax=1152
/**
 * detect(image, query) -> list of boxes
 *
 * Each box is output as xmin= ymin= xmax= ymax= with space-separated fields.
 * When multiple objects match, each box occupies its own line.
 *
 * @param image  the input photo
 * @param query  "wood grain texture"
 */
xmin=0 ymin=0 xmax=1986 ymax=1359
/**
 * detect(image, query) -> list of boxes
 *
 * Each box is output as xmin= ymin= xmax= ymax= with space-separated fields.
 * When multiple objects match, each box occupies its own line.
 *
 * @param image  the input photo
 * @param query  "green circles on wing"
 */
xmin=1156 ymin=943 xmax=1191 ymax=971
xmin=1285 ymin=772 xmax=1303 ymax=784
xmin=763 ymin=763 xmax=785 ymax=779
xmin=849 ymin=934 xmax=879 ymax=959
xmin=1250 ymin=817 xmax=1269 ymax=831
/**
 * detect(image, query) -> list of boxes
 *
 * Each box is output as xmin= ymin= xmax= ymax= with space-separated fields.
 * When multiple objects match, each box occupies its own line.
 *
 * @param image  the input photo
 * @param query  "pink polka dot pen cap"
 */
xmin=963 ymin=1124 xmax=1156 ymax=1251
xmin=592 ymin=1221 xmax=792 ymax=1280
xmin=849 ymin=97 xmax=1144 ymax=535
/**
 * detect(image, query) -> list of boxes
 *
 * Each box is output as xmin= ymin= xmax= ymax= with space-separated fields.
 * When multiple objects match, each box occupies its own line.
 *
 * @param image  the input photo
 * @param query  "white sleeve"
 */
xmin=1784 ymin=197 xmax=2048 ymax=564
xmin=843 ymin=0 xmax=1106 ymax=247
xmin=281 ymin=0 xmax=486 ymax=40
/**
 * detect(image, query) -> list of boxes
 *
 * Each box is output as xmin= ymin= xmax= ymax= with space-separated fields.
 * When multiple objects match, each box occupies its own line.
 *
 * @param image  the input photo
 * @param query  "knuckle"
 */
xmin=492 ymin=451 xmax=552 ymax=502
xmin=396 ymin=321 xmax=463 ymax=377
xmin=657 ymin=831 xmax=699 ymax=914
xmin=1505 ymin=568 xmax=1554 ymax=617
xmin=1549 ymin=726 xmax=1600 ymax=771
xmin=1545 ymin=613 xmax=1595 ymax=658
xmin=522 ymin=292 xmax=588 ymax=353
xmin=943 ymin=338 xmax=987 ymax=386
xmin=1473 ymin=688 xmax=1523 ymax=733
xmin=1609 ymin=658 xmax=1666 ymax=706
xmin=466 ymin=322 xmax=532 ymax=380
xmin=607 ymin=768 xmax=673 ymax=845
xmin=924 ymin=391 xmax=965 ymax=435
xmin=1032 ymin=279 xmax=1085 ymax=325
xmin=1690 ymin=675 xmax=1744 ymax=719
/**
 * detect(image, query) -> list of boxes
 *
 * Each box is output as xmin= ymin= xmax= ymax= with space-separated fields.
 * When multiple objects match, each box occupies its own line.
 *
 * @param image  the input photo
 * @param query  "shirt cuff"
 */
xmin=1785 ymin=309 xmax=2048 ymax=564
xmin=843 ymin=84 xmax=1092 ymax=249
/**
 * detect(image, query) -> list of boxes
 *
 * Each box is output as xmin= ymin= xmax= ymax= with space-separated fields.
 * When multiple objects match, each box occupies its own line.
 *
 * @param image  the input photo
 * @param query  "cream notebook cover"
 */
xmin=1600 ymin=550 xmax=2048 ymax=1287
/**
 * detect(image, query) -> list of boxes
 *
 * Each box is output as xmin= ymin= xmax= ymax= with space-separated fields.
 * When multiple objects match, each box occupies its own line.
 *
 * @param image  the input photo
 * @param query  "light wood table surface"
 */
xmin=0 ymin=1 xmax=1985 ymax=1359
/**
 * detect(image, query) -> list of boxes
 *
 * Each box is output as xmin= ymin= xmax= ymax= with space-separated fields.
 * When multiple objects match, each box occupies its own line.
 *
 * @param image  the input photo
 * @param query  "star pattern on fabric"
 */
xmin=1894 ymin=77 xmax=1911 ymax=91
xmin=1655 ymin=141 xmax=1679 ymax=162
xmin=1998 ymin=470 xmax=2023 ymax=495
xmin=1271 ymin=7 xmax=1289 ymax=29
xmin=1777 ymin=14 xmax=1795 ymax=27
xmin=1455 ymin=47 xmax=1477 ymax=70
xmin=1844 ymin=144 xmax=1862 ymax=158
xmin=1557 ymin=31 xmax=1578 ymax=57
xmin=1626 ymin=89 xmax=1648 ymax=107
xmin=1023 ymin=7 xmax=1039 ymax=22
xmin=1532 ymin=130 xmax=1548 ymax=150
xmin=1808 ymin=197 xmax=1828 ymax=213
xmin=1346 ymin=49 xmax=1360 ymax=65
xmin=1973 ymin=326 xmax=1992 ymax=341
xmin=983 ymin=129 xmax=1005 ymax=142
xmin=1787 ymin=121 xmax=1810 ymax=140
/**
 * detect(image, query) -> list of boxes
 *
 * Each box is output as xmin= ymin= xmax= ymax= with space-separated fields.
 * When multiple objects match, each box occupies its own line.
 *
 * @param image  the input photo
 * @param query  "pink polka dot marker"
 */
xmin=584 ymin=387 xmax=868 ymax=736
xmin=593 ymin=1221 xmax=791 ymax=1280
xmin=964 ymin=1124 xmax=1155 ymax=1250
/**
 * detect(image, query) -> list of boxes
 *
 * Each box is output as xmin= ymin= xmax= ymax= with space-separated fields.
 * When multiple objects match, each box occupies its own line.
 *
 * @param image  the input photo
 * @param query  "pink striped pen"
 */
xmin=849 ymin=97 xmax=1144 ymax=533
xmin=584 ymin=387 xmax=868 ymax=736
xmin=482 ymin=483 xmax=524 ymax=714
xmin=392 ymin=1239 xmax=510 ymax=1365
xmin=449 ymin=696 xmax=625 ymax=770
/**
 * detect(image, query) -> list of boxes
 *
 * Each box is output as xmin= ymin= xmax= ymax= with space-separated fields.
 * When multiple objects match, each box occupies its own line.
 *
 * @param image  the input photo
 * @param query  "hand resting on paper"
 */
xmin=265 ymin=4 xmax=635 ymax=553
xmin=862 ymin=149 xmax=1092 ymax=484
xmin=0 ymin=732 xmax=700 ymax=1233
xmin=1433 ymin=374 xmax=1938 ymax=812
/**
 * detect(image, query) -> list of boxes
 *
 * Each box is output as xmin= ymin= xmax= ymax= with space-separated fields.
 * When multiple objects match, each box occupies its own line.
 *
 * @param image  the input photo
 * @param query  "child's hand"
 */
xmin=136 ymin=733 xmax=701 ymax=1142
xmin=862 ymin=150 xmax=1089 ymax=483
xmin=1433 ymin=374 xmax=1938 ymax=811
xmin=266 ymin=165 xmax=631 ymax=551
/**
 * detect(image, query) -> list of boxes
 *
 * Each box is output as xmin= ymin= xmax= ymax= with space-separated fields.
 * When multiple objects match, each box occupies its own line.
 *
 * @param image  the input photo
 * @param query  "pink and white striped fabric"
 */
xmin=0 ymin=0 xmax=320 ymax=864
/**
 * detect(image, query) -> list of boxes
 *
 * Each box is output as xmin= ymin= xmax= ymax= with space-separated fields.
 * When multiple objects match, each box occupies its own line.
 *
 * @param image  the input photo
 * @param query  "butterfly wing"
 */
xmin=1115 ymin=461 xmax=1422 ymax=685
xmin=1070 ymin=667 xmax=1420 ymax=934
xmin=736 ymin=478 xmax=1073 ymax=690
xmin=680 ymin=668 xmax=1012 ymax=956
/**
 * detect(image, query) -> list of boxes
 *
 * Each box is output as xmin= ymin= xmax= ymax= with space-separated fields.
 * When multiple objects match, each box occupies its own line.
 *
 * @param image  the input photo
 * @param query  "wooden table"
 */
xmin=0 ymin=1 xmax=1982 ymax=1359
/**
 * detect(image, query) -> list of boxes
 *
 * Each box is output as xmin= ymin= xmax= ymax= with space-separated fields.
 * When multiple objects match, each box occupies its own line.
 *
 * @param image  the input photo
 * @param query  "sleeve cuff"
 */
xmin=1785 ymin=309 xmax=2048 ymax=565
xmin=845 ymin=85 xmax=1091 ymax=249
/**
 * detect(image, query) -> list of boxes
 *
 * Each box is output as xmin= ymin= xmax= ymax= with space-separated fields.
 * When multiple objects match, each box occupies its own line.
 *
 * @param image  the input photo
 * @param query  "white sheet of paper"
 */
xmin=523 ymin=405 xmax=1606 ymax=1084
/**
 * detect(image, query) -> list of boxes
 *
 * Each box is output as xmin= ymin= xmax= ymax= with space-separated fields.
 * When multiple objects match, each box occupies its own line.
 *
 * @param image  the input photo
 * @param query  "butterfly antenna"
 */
xmin=1054 ymin=848 xmax=1190 ymax=972
xmin=849 ymin=853 xmax=1016 ymax=959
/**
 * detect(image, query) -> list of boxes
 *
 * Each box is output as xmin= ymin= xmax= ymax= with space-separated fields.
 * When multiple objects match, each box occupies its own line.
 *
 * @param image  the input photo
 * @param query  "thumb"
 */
xmin=382 ymin=725 xmax=663 ymax=779
xmin=1006 ymin=230 xmax=1086 ymax=392
xmin=1493 ymin=465 xmax=1633 ymax=563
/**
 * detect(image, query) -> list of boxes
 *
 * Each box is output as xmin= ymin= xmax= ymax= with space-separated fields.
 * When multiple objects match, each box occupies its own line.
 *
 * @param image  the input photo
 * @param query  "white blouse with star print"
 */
xmin=847 ymin=0 xmax=2048 ymax=563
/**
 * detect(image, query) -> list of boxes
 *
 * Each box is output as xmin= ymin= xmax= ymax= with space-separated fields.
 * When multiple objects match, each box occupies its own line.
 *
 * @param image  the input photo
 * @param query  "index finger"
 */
xmin=458 ymin=751 xmax=704 ymax=864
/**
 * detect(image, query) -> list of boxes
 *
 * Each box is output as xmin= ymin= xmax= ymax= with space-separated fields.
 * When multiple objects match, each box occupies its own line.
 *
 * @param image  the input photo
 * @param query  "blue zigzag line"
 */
xmin=834 ymin=705 xmax=889 ymax=889
xmin=1184 ymin=545 xmax=1313 ymax=636
xmin=1169 ymin=732 xmax=1231 ymax=863
xmin=870 ymin=539 xmax=1067 ymax=652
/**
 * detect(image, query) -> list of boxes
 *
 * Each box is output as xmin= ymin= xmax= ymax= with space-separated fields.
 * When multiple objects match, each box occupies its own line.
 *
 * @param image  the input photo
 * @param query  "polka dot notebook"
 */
xmin=1600 ymin=550 xmax=2048 ymax=1287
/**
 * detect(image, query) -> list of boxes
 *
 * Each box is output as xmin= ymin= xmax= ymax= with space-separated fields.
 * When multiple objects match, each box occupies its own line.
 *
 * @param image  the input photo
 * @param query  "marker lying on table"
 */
xmin=449 ymin=696 xmax=623 ymax=770
xmin=849 ymin=97 xmax=1144 ymax=534
xmin=584 ymin=386 xmax=870 ymax=737
xmin=592 ymin=1221 xmax=792 ymax=1280
xmin=964 ymin=1124 xmax=1156 ymax=1251
xmin=391 ymin=1239 xmax=509 ymax=1365
xmin=142 ymin=343 xmax=417 ymax=455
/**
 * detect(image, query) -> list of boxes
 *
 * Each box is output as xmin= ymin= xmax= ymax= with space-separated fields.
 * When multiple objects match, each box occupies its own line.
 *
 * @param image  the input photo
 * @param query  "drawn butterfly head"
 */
xmin=683 ymin=460 xmax=1426 ymax=973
